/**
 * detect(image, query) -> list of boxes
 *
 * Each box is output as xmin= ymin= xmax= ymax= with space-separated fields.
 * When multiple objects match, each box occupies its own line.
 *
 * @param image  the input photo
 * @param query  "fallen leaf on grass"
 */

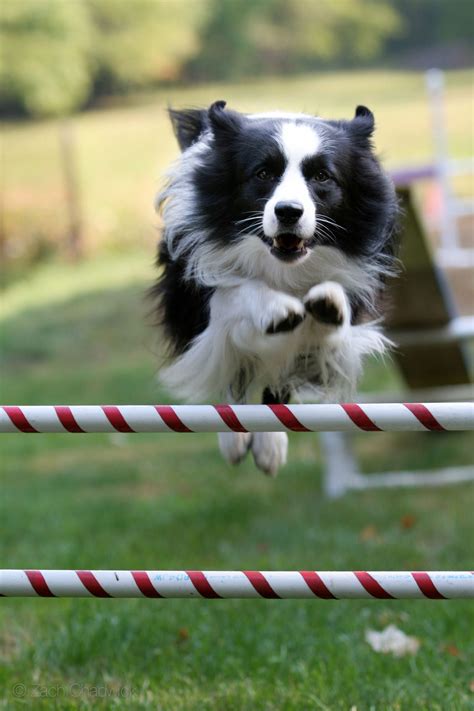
xmin=177 ymin=628 xmax=189 ymax=643
xmin=365 ymin=625 xmax=420 ymax=657
xmin=469 ymin=680 xmax=474 ymax=692
xmin=400 ymin=514 xmax=417 ymax=530
xmin=359 ymin=525 xmax=378 ymax=542
xmin=443 ymin=643 xmax=461 ymax=658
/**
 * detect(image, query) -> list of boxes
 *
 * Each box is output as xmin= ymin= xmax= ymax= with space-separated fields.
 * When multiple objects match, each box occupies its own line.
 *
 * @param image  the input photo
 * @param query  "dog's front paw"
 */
xmin=262 ymin=294 xmax=305 ymax=335
xmin=218 ymin=431 xmax=253 ymax=465
xmin=252 ymin=432 xmax=288 ymax=476
xmin=304 ymin=282 xmax=349 ymax=327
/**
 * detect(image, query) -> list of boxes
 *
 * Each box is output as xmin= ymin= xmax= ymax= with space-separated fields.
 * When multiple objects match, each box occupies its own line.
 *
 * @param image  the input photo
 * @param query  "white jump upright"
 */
xmin=1 ymin=570 xmax=473 ymax=599
xmin=1 ymin=402 xmax=473 ymax=434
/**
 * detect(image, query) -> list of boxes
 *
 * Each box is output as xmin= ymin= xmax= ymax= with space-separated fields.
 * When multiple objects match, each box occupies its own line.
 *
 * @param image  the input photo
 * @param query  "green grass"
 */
xmin=1 ymin=253 xmax=474 ymax=710
xmin=2 ymin=67 xmax=473 ymax=265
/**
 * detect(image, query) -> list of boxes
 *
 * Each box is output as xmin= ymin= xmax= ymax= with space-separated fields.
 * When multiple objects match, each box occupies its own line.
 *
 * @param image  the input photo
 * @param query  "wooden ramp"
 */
xmin=385 ymin=187 xmax=471 ymax=389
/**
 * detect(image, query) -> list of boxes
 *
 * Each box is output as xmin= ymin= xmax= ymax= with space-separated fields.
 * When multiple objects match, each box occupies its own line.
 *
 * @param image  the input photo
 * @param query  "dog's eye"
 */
xmin=313 ymin=169 xmax=331 ymax=182
xmin=255 ymin=167 xmax=273 ymax=181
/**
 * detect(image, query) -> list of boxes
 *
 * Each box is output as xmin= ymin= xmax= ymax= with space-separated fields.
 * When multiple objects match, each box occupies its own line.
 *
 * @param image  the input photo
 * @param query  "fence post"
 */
xmin=59 ymin=118 xmax=83 ymax=261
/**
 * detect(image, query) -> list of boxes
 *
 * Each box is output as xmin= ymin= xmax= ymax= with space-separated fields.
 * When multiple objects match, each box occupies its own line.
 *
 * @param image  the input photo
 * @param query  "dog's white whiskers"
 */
xmin=316 ymin=215 xmax=347 ymax=232
xmin=233 ymin=215 xmax=264 ymax=238
xmin=234 ymin=215 xmax=263 ymax=226
xmin=315 ymin=224 xmax=337 ymax=245
xmin=238 ymin=209 xmax=264 ymax=217
xmin=234 ymin=226 xmax=262 ymax=238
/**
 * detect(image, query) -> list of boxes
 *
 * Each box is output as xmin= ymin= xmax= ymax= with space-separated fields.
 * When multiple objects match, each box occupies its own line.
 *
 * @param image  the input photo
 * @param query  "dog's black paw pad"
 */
xmin=266 ymin=312 xmax=305 ymax=334
xmin=306 ymin=297 xmax=344 ymax=326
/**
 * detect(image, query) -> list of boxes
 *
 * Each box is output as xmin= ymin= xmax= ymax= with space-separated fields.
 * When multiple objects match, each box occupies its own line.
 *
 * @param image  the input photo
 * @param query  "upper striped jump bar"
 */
xmin=1 ymin=402 xmax=473 ymax=434
xmin=1 ymin=570 xmax=473 ymax=599
xmin=0 ymin=570 xmax=474 ymax=600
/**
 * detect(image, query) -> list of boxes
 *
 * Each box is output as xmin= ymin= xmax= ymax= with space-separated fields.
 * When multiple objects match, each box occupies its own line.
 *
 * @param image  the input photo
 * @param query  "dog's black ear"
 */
xmin=168 ymin=108 xmax=207 ymax=151
xmin=208 ymin=100 xmax=242 ymax=139
xmin=351 ymin=105 xmax=375 ymax=139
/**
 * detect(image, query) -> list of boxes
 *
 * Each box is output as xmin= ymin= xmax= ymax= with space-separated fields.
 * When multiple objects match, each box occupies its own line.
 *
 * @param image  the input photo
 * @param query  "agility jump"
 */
xmin=1 ymin=570 xmax=473 ymax=599
xmin=2 ymin=400 xmax=472 ymax=600
xmin=1 ymin=402 xmax=473 ymax=434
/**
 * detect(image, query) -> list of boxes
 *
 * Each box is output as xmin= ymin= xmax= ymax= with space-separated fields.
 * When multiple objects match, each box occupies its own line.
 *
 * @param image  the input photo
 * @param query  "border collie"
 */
xmin=151 ymin=101 xmax=398 ymax=475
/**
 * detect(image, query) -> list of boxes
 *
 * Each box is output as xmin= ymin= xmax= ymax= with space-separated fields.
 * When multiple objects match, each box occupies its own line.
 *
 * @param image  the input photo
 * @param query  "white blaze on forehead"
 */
xmin=278 ymin=122 xmax=321 ymax=166
xmin=262 ymin=121 xmax=321 ymax=241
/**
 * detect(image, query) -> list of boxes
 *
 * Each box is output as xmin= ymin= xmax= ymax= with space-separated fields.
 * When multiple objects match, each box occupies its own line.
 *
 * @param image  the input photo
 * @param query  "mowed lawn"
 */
xmin=1 ymin=253 xmax=474 ymax=710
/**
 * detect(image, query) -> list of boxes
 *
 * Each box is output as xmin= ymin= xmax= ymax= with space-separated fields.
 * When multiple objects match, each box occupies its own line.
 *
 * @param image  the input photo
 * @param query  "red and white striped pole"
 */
xmin=1 ymin=402 xmax=472 ymax=434
xmin=1 ymin=570 xmax=472 ymax=599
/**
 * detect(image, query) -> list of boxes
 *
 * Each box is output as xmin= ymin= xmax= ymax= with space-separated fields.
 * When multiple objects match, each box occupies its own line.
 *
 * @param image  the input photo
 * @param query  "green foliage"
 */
xmin=1 ymin=0 xmax=472 ymax=118
xmin=86 ymin=0 xmax=209 ymax=91
xmin=0 ymin=0 xmax=208 ymax=117
xmin=190 ymin=0 xmax=401 ymax=79
xmin=389 ymin=0 xmax=474 ymax=50
xmin=0 ymin=0 xmax=92 ymax=117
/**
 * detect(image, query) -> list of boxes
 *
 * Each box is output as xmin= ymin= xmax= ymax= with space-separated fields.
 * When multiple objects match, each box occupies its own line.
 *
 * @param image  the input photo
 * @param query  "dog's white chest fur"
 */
xmin=160 ymin=274 xmax=388 ymax=404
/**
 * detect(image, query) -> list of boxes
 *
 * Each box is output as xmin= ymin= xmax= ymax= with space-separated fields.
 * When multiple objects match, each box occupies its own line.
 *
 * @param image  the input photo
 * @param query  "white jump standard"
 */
xmin=1 ymin=402 xmax=473 ymax=433
xmin=1 ymin=570 xmax=473 ymax=599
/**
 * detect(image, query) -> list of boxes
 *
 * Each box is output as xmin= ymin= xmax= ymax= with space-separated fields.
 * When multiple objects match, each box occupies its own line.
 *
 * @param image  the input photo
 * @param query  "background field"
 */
xmin=2 ymin=68 xmax=473 ymax=273
xmin=1 ymin=68 xmax=474 ymax=710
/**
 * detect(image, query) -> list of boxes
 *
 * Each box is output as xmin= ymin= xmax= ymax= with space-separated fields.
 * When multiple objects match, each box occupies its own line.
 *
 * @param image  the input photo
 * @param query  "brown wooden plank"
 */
xmin=385 ymin=187 xmax=471 ymax=389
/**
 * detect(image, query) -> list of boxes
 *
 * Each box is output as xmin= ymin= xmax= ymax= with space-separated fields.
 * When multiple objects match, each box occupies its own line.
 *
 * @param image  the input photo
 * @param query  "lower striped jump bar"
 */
xmin=1 ymin=402 xmax=473 ymax=433
xmin=1 ymin=570 xmax=473 ymax=599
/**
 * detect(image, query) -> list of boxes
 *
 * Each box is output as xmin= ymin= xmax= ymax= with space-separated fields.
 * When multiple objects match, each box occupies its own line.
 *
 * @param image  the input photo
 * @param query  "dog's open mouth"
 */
xmin=271 ymin=233 xmax=307 ymax=262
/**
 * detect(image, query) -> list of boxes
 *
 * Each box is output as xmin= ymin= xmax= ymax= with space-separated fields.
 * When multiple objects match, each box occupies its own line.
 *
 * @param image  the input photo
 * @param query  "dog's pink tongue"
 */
xmin=276 ymin=234 xmax=303 ymax=251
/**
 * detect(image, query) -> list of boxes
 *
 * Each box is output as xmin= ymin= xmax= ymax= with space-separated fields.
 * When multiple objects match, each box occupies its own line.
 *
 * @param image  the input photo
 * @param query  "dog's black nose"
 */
xmin=274 ymin=201 xmax=304 ymax=225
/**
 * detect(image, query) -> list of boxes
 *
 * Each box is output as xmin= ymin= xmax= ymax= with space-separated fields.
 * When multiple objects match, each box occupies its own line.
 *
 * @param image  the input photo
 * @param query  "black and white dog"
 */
xmin=152 ymin=101 xmax=397 ymax=475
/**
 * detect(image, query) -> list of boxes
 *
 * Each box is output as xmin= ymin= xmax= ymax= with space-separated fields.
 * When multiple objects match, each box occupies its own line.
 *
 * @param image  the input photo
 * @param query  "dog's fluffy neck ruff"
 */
xmin=184 ymin=237 xmax=392 ymax=309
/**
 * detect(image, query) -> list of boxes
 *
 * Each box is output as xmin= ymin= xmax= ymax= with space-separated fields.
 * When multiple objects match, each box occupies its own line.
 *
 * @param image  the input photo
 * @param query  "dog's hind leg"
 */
xmin=219 ymin=431 xmax=253 ymax=465
xmin=218 ymin=385 xmax=253 ymax=466
xmin=251 ymin=387 xmax=291 ymax=477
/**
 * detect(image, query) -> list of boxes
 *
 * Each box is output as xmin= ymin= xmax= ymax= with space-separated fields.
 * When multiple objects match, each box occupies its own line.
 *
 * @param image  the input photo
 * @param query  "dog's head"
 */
xmin=166 ymin=101 xmax=397 ymax=265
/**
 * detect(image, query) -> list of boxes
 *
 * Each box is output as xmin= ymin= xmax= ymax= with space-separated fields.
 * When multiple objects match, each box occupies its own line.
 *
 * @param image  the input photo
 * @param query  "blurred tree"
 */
xmin=388 ymin=0 xmax=473 ymax=53
xmin=0 ymin=0 xmax=471 ymax=114
xmin=0 ymin=0 xmax=209 ymax=115
xmin=185 ymin=0 xmax=266 ymax=80
xmin=86 ymin=0 xmax=209 ymax=93
xmin=188 ymin=0 xmax=401 ymax=79
xmin=0 ymin=0 xmax=209 ymax=260
xmin=0 ymin=1 xmax=92 ymax=259
xmin=0 ymin=0 xmax=92 ymax=116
